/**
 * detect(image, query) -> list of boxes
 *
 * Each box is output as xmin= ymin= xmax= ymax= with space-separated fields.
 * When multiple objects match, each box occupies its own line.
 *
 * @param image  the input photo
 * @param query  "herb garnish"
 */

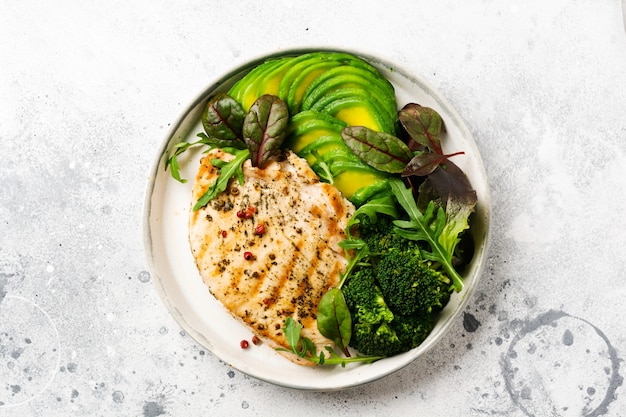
xmin=278 ymin=317 xmax=383 ymax=366
xmin=165 ymin=93 xmax=289 ymax=210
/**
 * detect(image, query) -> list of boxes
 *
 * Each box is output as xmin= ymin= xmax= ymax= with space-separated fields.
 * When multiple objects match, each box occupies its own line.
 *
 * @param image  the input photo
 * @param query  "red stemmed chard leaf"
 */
xmin=243 ymin=94 xmax=289 ymax=168
xmin=398 ymin=103 xmax=443 ymax=154
xmin=341 ymin=126 xmax=413 ymax=173
xmin=402 ymin=150 xmax=465 ymax=177
xmin=201 ymin=93 xmax=247 ymax=148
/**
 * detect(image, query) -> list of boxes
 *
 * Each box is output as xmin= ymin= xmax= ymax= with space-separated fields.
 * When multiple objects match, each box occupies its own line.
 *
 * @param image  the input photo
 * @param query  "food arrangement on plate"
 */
xmin=163 ymin=51 xmax=479 ymax=367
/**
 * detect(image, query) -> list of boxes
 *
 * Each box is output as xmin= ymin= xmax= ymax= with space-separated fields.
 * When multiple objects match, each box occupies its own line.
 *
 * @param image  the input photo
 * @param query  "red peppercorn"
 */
xmin=221 ymin=230 xmax=227 ymax=238
xmin=262 ymin=298 xmax=271 ymax=305
xmin=254 ymin=223 xmax=265 ymax=235
xmin=240 ymin=339 xmax=249 ymax=349
xmin=243 ymin=251 xmax=254 ymax=261
xmin=236 ymin=210 xmax=246 ymax=218
xmin=244 ymin=206 xmax=256 ymax=219
xmin=251 ymin=336 xmax=261 ymax=345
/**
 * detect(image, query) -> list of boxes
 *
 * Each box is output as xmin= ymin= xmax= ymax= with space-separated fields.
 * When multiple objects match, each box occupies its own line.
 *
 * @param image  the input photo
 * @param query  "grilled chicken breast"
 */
xmin=189 ymin=149 xmax=355 ymax=365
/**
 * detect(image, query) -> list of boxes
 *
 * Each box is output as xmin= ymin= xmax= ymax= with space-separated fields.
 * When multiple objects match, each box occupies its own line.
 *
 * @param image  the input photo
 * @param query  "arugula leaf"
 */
xmin=243 ymin=95 xmax=289 ymax=168
xmin=164 ymin=136 xmax=218 ymax=183
xmin=417 ymin=161 xmax=477 ymax=262
xmin=341 ymin=126 xmax=413 ymax=173
xmin=388 ymin=177 xmax=464 ymax=292
xmin=192 ymin=148 xmax=250 ymax=211
xmin=345 ymin=194 xmax=398 ymax=236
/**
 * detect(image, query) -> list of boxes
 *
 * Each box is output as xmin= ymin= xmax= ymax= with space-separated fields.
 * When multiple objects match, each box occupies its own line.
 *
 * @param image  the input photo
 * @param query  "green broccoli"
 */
xmin=351 ymin=321 xmax=403 ymax=357
xmin=376 ymin=248 xmax=452 ymax=316
xmin=342 ymin=264 xmax=405 ymax=357
xmin=351 ymin=314 xmax=435 ymax=356
xmin=357 ymin=214 xmax=410 ymax=257
xmin=390 ymin=313 xmax=436 ymax=352
xmin=339 ymin=211 xmax=455 ymax=358
xmin=342 ymin=268 xmax=394 ymax=325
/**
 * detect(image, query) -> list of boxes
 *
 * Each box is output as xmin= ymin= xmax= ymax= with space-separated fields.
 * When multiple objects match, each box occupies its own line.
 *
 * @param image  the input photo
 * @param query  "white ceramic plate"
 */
xmin=143 ymin=48 xmax=491 ymax=391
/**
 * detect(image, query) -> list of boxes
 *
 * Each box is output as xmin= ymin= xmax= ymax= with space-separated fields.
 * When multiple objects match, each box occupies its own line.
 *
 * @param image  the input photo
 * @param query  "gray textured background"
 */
xmin=2 ymin=0 xmax=625 ymax=416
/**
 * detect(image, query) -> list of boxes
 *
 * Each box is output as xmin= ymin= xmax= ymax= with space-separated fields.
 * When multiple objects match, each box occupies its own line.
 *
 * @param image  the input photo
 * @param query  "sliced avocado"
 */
xmin=347 ymin=178 xmax=392 ymax=206
xmin=279 ymin=52 xmax=379 ymax=114
xmin=229 ymin=57 xmax=289 ymax=111
xmin=284 ymin=110 xmax=347 ymax=153
xmin=301 ymin=65 xmax=397 ymax=123
xmin=305 ymin=87 xmax=396 ymax=134
xmin=228 ymin=52 xmax=401 ymax=205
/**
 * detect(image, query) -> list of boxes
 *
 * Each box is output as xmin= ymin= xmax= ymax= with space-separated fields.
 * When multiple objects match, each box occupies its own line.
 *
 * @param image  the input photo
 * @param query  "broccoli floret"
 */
xmin=390 ymin=313 xmax=436 ymax=352
xmin=351 ymin=322 xmax=404 ymax=357
xmin=340 ymin=213 xmax=452 ymax=358
xmin=352 ymin=314 xmax=436 ymax=356
xmin=357 ymin=215 xmax=410 ymax=257
xmin=342 ymin=267 xmax=402 ymax=357
xmin=376 ymin=248 xmax=452 ymax=316
xmin=343 ymin=268 xmax=394 ymax=325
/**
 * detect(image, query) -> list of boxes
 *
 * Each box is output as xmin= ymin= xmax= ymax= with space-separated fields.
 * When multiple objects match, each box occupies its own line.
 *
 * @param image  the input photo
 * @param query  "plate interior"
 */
xmin=143 ymin=50 xmax=491 ymax=391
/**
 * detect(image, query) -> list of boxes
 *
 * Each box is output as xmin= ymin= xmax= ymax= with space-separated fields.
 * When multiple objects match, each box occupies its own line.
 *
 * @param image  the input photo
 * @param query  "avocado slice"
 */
xmin=228 ymin=52 xmax=401 ymax=205
xmin=284 ymin=110 xmax=347 ymax=152
xmin=229 ymin=57 xmax=290 ymax=111
xmin=304 ymin=87 xmax=396 ymax=134
xmin=278 ymin=52 xmax=379 ymax=114
xmin=301 ymin=65 xmax=397 ymax=123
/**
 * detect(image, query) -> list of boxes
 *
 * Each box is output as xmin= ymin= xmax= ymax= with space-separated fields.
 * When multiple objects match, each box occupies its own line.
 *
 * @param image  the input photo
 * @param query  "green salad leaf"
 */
xmin=316 ymin=288 xmax=352 ymax=356
xmin=192 ymin=148 xmax=250 ymax=211
xmin=389 ymin=177 xmax=465 ymax=292
xmin=398 ymin=103 xmax=443 ymax=154
xmin=243 ymin=94 xmax=289 ymax=168
xmin=341 ymin=126 xmax=413 ymax=173
xmin=278 ymin=317 xmax=383 ymax=366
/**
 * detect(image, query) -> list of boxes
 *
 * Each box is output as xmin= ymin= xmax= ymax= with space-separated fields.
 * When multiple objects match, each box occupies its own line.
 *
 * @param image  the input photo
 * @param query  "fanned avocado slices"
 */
xmin=227 ymin=51 xmax=400 ymax=205
xmin=286 ymin=110 xmax=389 ymax=201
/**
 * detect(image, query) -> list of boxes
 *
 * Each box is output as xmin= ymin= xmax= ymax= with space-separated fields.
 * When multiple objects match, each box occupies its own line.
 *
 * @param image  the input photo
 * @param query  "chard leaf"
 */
xmin=202 ymin=93 xmax=246 ymax=147
xmin=317 ymin=288 xmax=352 ymax=357
xmin=398 ymin=103 xmax=443 ymax=154
xmin=341 ymin=126 xmax=413 ymax=174
xmin=416 ymin=160 xmax=477 ymax=213
xmin=243 ymin=95 xmax=289 ymax=168
xmin=192 ymin=148 xmax=250 ymax=211
xmin=403 ymin=151 xmax=465 ymax=177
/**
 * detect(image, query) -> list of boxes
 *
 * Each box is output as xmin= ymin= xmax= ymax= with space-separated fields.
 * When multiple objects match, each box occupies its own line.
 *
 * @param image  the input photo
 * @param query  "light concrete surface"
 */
xmin=2 ymin=0 xmax=625 ymax=416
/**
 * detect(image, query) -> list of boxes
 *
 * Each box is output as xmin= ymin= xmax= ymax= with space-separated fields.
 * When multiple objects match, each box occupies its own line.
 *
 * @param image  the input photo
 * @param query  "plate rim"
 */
xmin=142 ymin=47 xmax=492 ymax=391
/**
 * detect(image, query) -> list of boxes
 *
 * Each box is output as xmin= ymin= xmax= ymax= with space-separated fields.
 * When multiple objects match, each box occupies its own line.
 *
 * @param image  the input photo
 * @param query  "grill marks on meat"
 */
xmin=189 ymin=149 xmax=354 ymax=365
